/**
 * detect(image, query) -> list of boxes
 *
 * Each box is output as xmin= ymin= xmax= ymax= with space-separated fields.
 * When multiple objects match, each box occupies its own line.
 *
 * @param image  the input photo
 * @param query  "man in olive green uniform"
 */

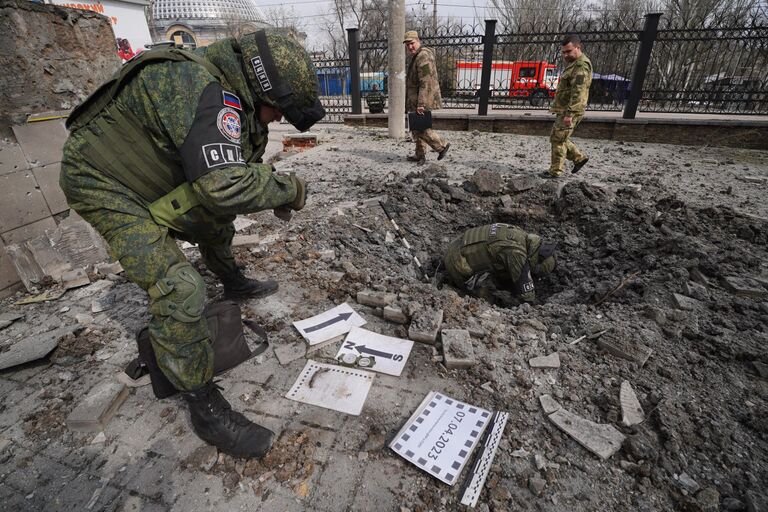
xmin=60 ymin=30 xmax=325 ymax=458
xmin=366 ymin=84 xmax=385 ymax=114
xmin=547 ymin=34 xmax=592 ymax=177
xmin=443 ymin=224 xmax=557 ymax=304
xmin=404 ymin=30 xmax=450 ymax=165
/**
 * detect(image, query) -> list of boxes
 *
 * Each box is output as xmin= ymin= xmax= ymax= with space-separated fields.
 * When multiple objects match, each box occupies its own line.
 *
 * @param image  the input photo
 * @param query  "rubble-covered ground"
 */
xmin=1 ymin=125 xmax=767 ymax=511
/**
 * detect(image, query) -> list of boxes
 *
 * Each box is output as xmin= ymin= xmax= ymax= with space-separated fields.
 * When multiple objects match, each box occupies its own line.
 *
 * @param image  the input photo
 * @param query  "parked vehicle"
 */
xmin=455 ymin=60 xmax=559 ymax=105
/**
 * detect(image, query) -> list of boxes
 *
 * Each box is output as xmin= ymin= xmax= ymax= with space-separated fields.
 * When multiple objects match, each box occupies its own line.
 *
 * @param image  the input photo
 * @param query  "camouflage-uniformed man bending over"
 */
xmin=547 ymin=34 xmax=592 ymax=177
xmin=404 ymin=30 xmax=450 ymax=164
xmin=443 ymin=224 xmax=557 ymax=304
xmin=60 ymin=30 xmax=324 ymax=458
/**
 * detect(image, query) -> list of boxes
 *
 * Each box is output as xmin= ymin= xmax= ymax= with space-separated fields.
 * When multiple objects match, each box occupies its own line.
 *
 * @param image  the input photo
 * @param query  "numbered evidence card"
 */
xmin=335 ymin=327 xmax=414 ymax=377
xmin=390 ymin=391 xmax=492 ymax=485
xmin=293 ymin=303 xmax=366 ymax=345
xmin=285 ymin=360 xmax=375 ymax=416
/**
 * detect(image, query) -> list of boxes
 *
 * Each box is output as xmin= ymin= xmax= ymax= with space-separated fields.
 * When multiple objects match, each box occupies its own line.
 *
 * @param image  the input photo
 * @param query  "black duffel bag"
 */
xmin=128 ymin=300 xmax=268 ymax=399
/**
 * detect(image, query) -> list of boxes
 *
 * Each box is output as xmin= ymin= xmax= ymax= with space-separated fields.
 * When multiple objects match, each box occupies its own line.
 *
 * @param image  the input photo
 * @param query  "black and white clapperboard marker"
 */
xmin=293 ymin=303 xmax=366 ymax=345
xmin=390 ymin=391 xmax=492 ymax=486
xmin=335 ymin=327 xmax=414 ymax=376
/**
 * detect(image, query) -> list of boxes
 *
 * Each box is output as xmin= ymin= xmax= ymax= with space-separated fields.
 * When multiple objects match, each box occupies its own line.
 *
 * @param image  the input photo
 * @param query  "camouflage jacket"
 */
xmin=551 ymin=53 xmax=592 ymax=115
xmin=443 ymin=224 xmax=538 ymax=302
xmin=406 ymin=46 xmax=442 ymax=112
xmin=65 ymin=38 xmax=297 ymax=217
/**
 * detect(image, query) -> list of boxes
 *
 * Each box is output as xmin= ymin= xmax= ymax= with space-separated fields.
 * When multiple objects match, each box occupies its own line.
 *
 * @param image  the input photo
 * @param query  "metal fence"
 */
xmin=312 ymin=12 xmax=768 ymax=122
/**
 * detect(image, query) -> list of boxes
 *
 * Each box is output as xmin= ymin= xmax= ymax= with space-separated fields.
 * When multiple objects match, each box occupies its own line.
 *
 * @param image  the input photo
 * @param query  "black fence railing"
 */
xmin=312 ymin=12 xmax=768 ymax=122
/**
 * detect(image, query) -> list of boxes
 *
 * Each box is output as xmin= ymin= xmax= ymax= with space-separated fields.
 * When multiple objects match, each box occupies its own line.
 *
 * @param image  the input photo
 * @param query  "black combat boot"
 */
xmin=182 ymin=382 xmax=275 ymax=458
xmin=221 ymin=268 xmax=278 ymax=300
xmin=437 ymin=143 xmax=451 ymax=161
xmin=571 ymin=157 xmax=589 ymax=174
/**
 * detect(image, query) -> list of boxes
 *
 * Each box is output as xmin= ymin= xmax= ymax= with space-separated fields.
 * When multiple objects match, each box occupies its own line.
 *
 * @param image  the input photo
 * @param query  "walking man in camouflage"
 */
xmin=546 ymin=34 xmax=592 ymax=178
xmin=404 ymin=30 xmax=450 ymax=165
xmin=60 ymin=30 xmax=324 ymax=458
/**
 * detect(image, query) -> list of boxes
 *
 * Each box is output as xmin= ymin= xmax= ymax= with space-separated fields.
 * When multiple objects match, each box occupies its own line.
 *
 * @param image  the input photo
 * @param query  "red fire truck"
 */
xmin=455 ymin=60 xmax=560 ymax=104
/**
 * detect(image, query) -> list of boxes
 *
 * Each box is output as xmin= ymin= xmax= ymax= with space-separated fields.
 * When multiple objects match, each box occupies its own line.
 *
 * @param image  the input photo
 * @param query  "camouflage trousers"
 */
xmin=60 ymin=141 xmax=243 ymax=391
xmin=411 ymin=129 xmax=447 ymax=158
xmin=549 ymin=113 xmax=586 ymax=175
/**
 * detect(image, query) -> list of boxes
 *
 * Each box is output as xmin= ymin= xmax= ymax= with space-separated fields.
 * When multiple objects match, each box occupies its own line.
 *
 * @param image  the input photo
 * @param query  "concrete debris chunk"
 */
xmin=719 ymin=276 xmax=768 ymax=299
xmin=677 ymin=472 xmax=700 ymax=494
xmin=511 ymin=448 xmax=530 ymax=458
xmin=0 ymin=312 xmax=24 ymax=330
xmin=356 ymin=289 xmax=397 ymax=308
xmin=499 ymin=194 xmax=514 ymax=208
xmin=91 ymin=293 xmax=116 ymax=313
xmin=408 ymin=308 xmax=443 ymax=344
xmin=383 ymin=305 xmax=408 ymax=324
xmin=66 ymin=380 xmax=129 ymax=432
xmin=596 ymin=337 xmax=652 ymax=366
xmin=14 ymin=288 xmax=66 ymax=305
xmin=441 ymin=329 xmax=475 ymax=369
xmin=620 ymin=380 xmax=645 ymax=426
xmin=688 ymin=268 xmax=710 ymax=287
xmin=5 ymin=243 xmax=46 ymax=291
xmin=740 ymin=175 xmax=768 ymax=184
xmin=62 ymin=268 xmax=91 ymax=289
xmin=0 ymin=325 xmax=77 ymax=371
xmin=95 ymin=261 xmax=123 ymax=276
xmin=683 ymin=281 xmax=709 ymax=301
xmin=470 ymin=169 xmax=503 ymax=195
xmin=547 ymin=407 xmax=625 ymax=460
xmin=507 ymin=174 xmax=541 ymax=193
xmin=480 ymin=382 xmax=495 ymax=393
xmin=274 ymin=341 xmax=307 ymax=366
xmin=752 ymin=361 xmax=768 ymax=379
xmin=672 ymin=292 xmax=701 ymax=311
xmin=529 ymin=352 xmax=561 ymax=369
xmin=231 ymin=234 xmax=263 ymax=247
xmin=539 ymin=394 xmax=561 ymax=414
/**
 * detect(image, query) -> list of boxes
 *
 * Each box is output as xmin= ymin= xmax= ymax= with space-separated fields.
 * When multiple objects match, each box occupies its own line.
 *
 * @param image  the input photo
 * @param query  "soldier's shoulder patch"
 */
xmin=420 ymin=63 xmax=431 ymax=76
xmin=217 ymin=107 xmax=241 ymax=143
xmin=575 ymin=75 xmax=585 ymax=85
xmin=222 ymin=91 xmax=242 ymax=110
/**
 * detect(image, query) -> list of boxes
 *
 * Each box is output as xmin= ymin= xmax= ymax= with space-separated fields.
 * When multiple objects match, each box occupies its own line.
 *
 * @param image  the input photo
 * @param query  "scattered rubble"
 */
xmin=528 ymin=352 xmax=561 ymax=369
xmin=407 ymin=308 xmax=443 ymax=344
xmin=547 ymin=407 xmax=626 ymax=460
xmin=619 ymin=381 xmax=645 ymax=426
xmin=65 ymin=380 xmax=128 ymax=432
xmin=441 ymin=329 xmax=475 ymax=369
xmin=1 ymin=127 xmax=767 ymax=510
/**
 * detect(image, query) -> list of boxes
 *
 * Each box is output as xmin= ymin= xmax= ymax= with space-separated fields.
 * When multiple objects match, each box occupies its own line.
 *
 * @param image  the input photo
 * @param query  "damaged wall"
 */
xmin=0 ymin=0 xmax=121 ymax=133
xmin=0 ymin=0 xmax=121 ymax=298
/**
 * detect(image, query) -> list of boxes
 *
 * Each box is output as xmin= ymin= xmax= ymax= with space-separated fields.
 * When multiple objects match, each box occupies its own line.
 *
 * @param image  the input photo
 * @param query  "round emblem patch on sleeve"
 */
xmin=217 ymin=108 xmax=242 ymax=143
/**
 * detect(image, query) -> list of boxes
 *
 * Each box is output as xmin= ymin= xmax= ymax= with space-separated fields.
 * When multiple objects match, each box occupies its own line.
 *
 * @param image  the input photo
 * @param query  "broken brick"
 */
xmin=441 ymin=329 xmax=475 ymax=369
xmin=357 ymin=289 xmax=396 ymax=308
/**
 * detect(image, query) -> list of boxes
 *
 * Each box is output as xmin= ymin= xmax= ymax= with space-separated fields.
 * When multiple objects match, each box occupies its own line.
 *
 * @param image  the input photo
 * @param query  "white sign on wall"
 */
xmin=47 ymin=0 xmax=153 ymax=61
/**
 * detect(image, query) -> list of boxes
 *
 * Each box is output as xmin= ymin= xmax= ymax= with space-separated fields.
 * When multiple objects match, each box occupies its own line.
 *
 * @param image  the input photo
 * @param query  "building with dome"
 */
xmin=148 ymin=0 xmax=272 ymax=48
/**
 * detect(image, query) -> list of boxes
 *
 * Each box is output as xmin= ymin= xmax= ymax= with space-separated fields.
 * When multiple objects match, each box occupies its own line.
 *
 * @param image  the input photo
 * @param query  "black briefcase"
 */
xmin=134 ymin=300 xmax=268 ymax=399
xmin=408 ymin=110 xmax=433 ymax=131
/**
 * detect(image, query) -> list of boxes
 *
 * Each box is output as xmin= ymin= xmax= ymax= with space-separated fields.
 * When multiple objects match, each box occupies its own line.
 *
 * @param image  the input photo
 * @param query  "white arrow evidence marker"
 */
xmin=293 ymin=303 xmax=367 ymax=345
xmin=336 ymin=327 xmax=415 ymax=376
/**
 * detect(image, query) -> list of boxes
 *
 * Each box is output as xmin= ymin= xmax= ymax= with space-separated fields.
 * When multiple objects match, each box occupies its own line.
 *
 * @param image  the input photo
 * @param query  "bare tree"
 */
xmin=264 ymin=5 xmax=308 ymax=33
xmin=486 ymin=0 xmax=590 ymax=32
